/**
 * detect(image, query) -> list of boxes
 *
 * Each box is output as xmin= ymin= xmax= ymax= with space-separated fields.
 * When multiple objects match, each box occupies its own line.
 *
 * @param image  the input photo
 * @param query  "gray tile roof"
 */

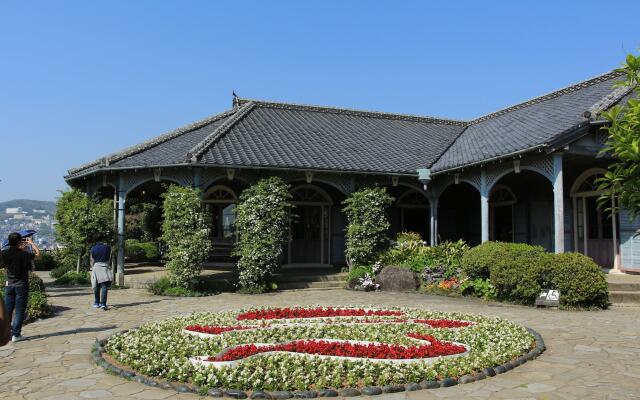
xmin=196 ymin=101 xmax=466 ymax=174
xmin=431 ymin=71 xmax=627 ymax=172
xmin=66 ymin=70 xmax=630 ymax=181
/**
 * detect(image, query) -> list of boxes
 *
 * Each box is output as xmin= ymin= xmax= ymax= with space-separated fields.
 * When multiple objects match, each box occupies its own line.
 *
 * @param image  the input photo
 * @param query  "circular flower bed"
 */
xmin=103 ymin=306 xmax=539 ymax=394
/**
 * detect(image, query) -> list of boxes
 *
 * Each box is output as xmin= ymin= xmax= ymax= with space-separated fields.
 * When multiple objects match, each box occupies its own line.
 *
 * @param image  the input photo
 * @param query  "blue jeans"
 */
xmin=4 ymin=285 xmax=28 ymax=337
xmin=94 ymin=282 xmax=110 ymax=305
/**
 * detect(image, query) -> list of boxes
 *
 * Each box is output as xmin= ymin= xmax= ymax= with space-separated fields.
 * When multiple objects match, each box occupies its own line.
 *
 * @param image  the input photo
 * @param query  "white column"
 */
xmin=612 ymin=196 xmax=622 ymax=273
xmin=116 ymin=176 xmax=127 ymax=286
xmin=429 ymin=197 xmax=438 ymax=246
xmin=480 ymin=169 xmax=489 ymax=243
xmin=553 ymin=153 xmax=565 ymax=253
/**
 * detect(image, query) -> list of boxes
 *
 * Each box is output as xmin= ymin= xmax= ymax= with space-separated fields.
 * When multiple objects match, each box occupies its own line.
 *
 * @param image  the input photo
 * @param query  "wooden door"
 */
xmin=290 ymin=205 xmax=322 ymax=264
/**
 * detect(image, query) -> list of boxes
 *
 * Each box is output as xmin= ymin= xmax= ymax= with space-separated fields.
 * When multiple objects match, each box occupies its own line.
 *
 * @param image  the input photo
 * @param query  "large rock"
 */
xmin=377 ymin=266 xmax=419 ymax=292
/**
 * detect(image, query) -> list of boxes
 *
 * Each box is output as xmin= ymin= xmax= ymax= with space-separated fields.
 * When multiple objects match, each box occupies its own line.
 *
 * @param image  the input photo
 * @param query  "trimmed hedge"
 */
xmin=461 ymin=242 xmax=545 ymax=280
xmin=551 ymin=253 xmax=609 ymax=308
xmin=461 ymin=242 xmax=609 ymax=308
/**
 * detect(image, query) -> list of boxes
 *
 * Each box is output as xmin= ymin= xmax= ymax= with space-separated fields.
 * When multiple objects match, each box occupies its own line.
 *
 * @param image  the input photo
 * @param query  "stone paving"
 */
xmin=1 ymin=283 xmax=639 ymax=399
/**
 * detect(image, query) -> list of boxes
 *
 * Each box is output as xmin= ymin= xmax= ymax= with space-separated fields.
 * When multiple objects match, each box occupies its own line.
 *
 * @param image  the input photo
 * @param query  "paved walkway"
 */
xmin=1 ymin=285 xmax=639 ymax=399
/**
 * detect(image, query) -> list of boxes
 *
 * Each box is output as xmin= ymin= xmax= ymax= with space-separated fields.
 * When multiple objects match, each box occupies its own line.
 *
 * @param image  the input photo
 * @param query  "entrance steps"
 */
xmin=608 ymin=281 xmax=640 ymax=305
xmin=274 ymin=268 xmax=347 ymax=291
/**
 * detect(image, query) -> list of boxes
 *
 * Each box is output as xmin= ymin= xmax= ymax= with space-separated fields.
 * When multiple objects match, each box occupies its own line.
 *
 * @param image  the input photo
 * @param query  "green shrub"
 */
xmin=551 ymin=253 xmax=609 ymax=308
xmin=461 ymin=241 xmax=545 ymax=279
xmin=459 ymin=278 xmax=497 ymax=300
xmin=0 ymin=270 xmax=51 ymax=322
xmin=149 ymin=276 xmax=208 ymax=297
xmin=378 ymin=232 xmax=468 ymax=277
xmin=26 ymin=291 xmax=51 ymax=321
xmin=34 ymin=252 xmax=57 ymax=271
xmin=426 ymin=240 xmax=469 ymax=278
xmin=50 ymin=263 xmax=75 ymax=279
xmin=463 ymin=242 xmax=609 ymax=309
xmin=233 ymin=177 xmax=292 ymax=291
xmin=125 ymin=239 xmax=159 ymax=262
xmin=395 ymin=231 xmax=423 ymax=244
xmin=49 ymin=249 xmax=80 ymax=278
xmin=53 ymin=271 xmax=90 ymax=286
xmin=161 ymin=185 xmax=211 ymax=289
xmin=28 ymin=272 xmax=46 ymax=292
xmin=346 ymin=265 xmax=371 ymax=287
xmin=343 ymin=187 xmax=394 ymax=267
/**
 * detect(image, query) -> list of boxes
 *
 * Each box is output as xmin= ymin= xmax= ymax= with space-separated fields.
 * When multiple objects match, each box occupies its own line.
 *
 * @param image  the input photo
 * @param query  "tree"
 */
xmin=598 ymin=53 xmax=640 ymax=218
xmin=233 ymin=177 xmax=292 ymax=291
xmin=55 ymin=189 xmax=114 ymax=272
xmin=161 ymin=185 xmax=211 ymax=289
xmin=342 ymin=187 xmax=394 ymax=268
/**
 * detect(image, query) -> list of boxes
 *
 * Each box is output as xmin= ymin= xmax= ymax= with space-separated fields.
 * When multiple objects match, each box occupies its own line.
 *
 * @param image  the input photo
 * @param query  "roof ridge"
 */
xmin=586 ymin=84 xmax=634 ymax=118
xmin=469 ymin=70 xmax=626 ymax=124
xmin=187 ymin=102 xmax=256 ymax=162
xmin=427 ymin=124 xmax=471 ymax=169
xmin=236 ymin=98 xmax=468 ymax=126
xmin=67 ymin=108 xmax=237 ymax=177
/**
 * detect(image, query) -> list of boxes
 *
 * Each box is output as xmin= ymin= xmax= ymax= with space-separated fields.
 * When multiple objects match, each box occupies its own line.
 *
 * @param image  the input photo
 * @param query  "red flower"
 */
xmin=414 ymin=319 xmax=473 ymax=328
xmin=207 ymin=337 xmax=466 ymax=362
xmin=236 ymin=307 xmax=403 ymax=321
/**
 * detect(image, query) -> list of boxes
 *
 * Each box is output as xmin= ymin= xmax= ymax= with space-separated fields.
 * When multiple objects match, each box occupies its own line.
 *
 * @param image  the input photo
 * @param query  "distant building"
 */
xmin=5 ymin=207 xmax=22 ymax=214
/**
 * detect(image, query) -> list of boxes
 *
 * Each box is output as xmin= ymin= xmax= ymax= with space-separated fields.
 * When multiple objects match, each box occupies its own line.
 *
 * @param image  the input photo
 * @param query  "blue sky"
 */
xmin=0 ymin=0 xmax=638 ymax=202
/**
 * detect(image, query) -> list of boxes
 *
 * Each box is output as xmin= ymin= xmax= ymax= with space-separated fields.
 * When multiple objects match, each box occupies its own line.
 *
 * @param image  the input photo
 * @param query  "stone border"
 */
xmin=92 ymin=327 xmax=545 ymax=398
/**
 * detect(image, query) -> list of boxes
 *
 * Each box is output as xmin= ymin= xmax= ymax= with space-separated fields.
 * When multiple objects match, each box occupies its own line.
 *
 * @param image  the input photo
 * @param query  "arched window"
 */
xmin=489 ymin=185 xmax=517 ymax=206
xmin=203 ymin=185 xmax=237 ymax=202
xmin=395 ymin=188 xmax=429 ymax=241
xmin=291 ymin=185 xmax=332 ymax=205
xmin=571 ymin=170 xmax=606 ymax=197
xmin=397 ymin=190 xmax=428 ymax=208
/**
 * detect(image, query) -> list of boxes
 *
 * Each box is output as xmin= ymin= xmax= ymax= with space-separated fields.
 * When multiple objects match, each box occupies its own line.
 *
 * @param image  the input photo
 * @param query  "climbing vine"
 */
xmin=161 ymin=185 xmax=211 ymax=289
xmin=342 ymin=187 xmax=394 ymax=268
xmin=233 ymin=177 xmax=292 ymax=292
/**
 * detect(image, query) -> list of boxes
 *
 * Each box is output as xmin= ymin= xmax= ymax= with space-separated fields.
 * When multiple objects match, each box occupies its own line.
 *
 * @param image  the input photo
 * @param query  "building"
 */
xmin=65 ymin=70 xmax=640 ymax=284
xmin=5 ymin=207 xmax=22 ymax=214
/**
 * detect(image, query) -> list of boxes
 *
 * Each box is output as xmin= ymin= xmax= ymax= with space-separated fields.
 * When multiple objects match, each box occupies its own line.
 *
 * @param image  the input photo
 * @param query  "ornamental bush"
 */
xmin=551 ymin=253 xmax=609 ymax=308
xmin=461 ymin=241 xmax=545 ymax=280
xmin=378 ymin=232 xmax=468 ymax=278
xmin=161 ymin=185 xmax=211 ymax=289
xmin=342 ymin=187 xmax=394 ymax=267
xmin=233 ymin=177 xmax=292 ymax=291
xmin=462 ymin=241 xmax=609 ymax=308
xmin=488 ymin=248 xmax=553 ymax=304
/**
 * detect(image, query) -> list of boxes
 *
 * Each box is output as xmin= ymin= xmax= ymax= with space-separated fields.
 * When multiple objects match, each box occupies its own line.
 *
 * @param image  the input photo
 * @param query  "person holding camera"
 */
xmin=0 ymin=232 xmax=35 ymax=342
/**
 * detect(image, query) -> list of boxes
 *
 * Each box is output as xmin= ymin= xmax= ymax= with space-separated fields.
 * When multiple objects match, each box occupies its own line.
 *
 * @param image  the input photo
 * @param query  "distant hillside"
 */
xmin=0 ymin=199 xmax=56 ymax=217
